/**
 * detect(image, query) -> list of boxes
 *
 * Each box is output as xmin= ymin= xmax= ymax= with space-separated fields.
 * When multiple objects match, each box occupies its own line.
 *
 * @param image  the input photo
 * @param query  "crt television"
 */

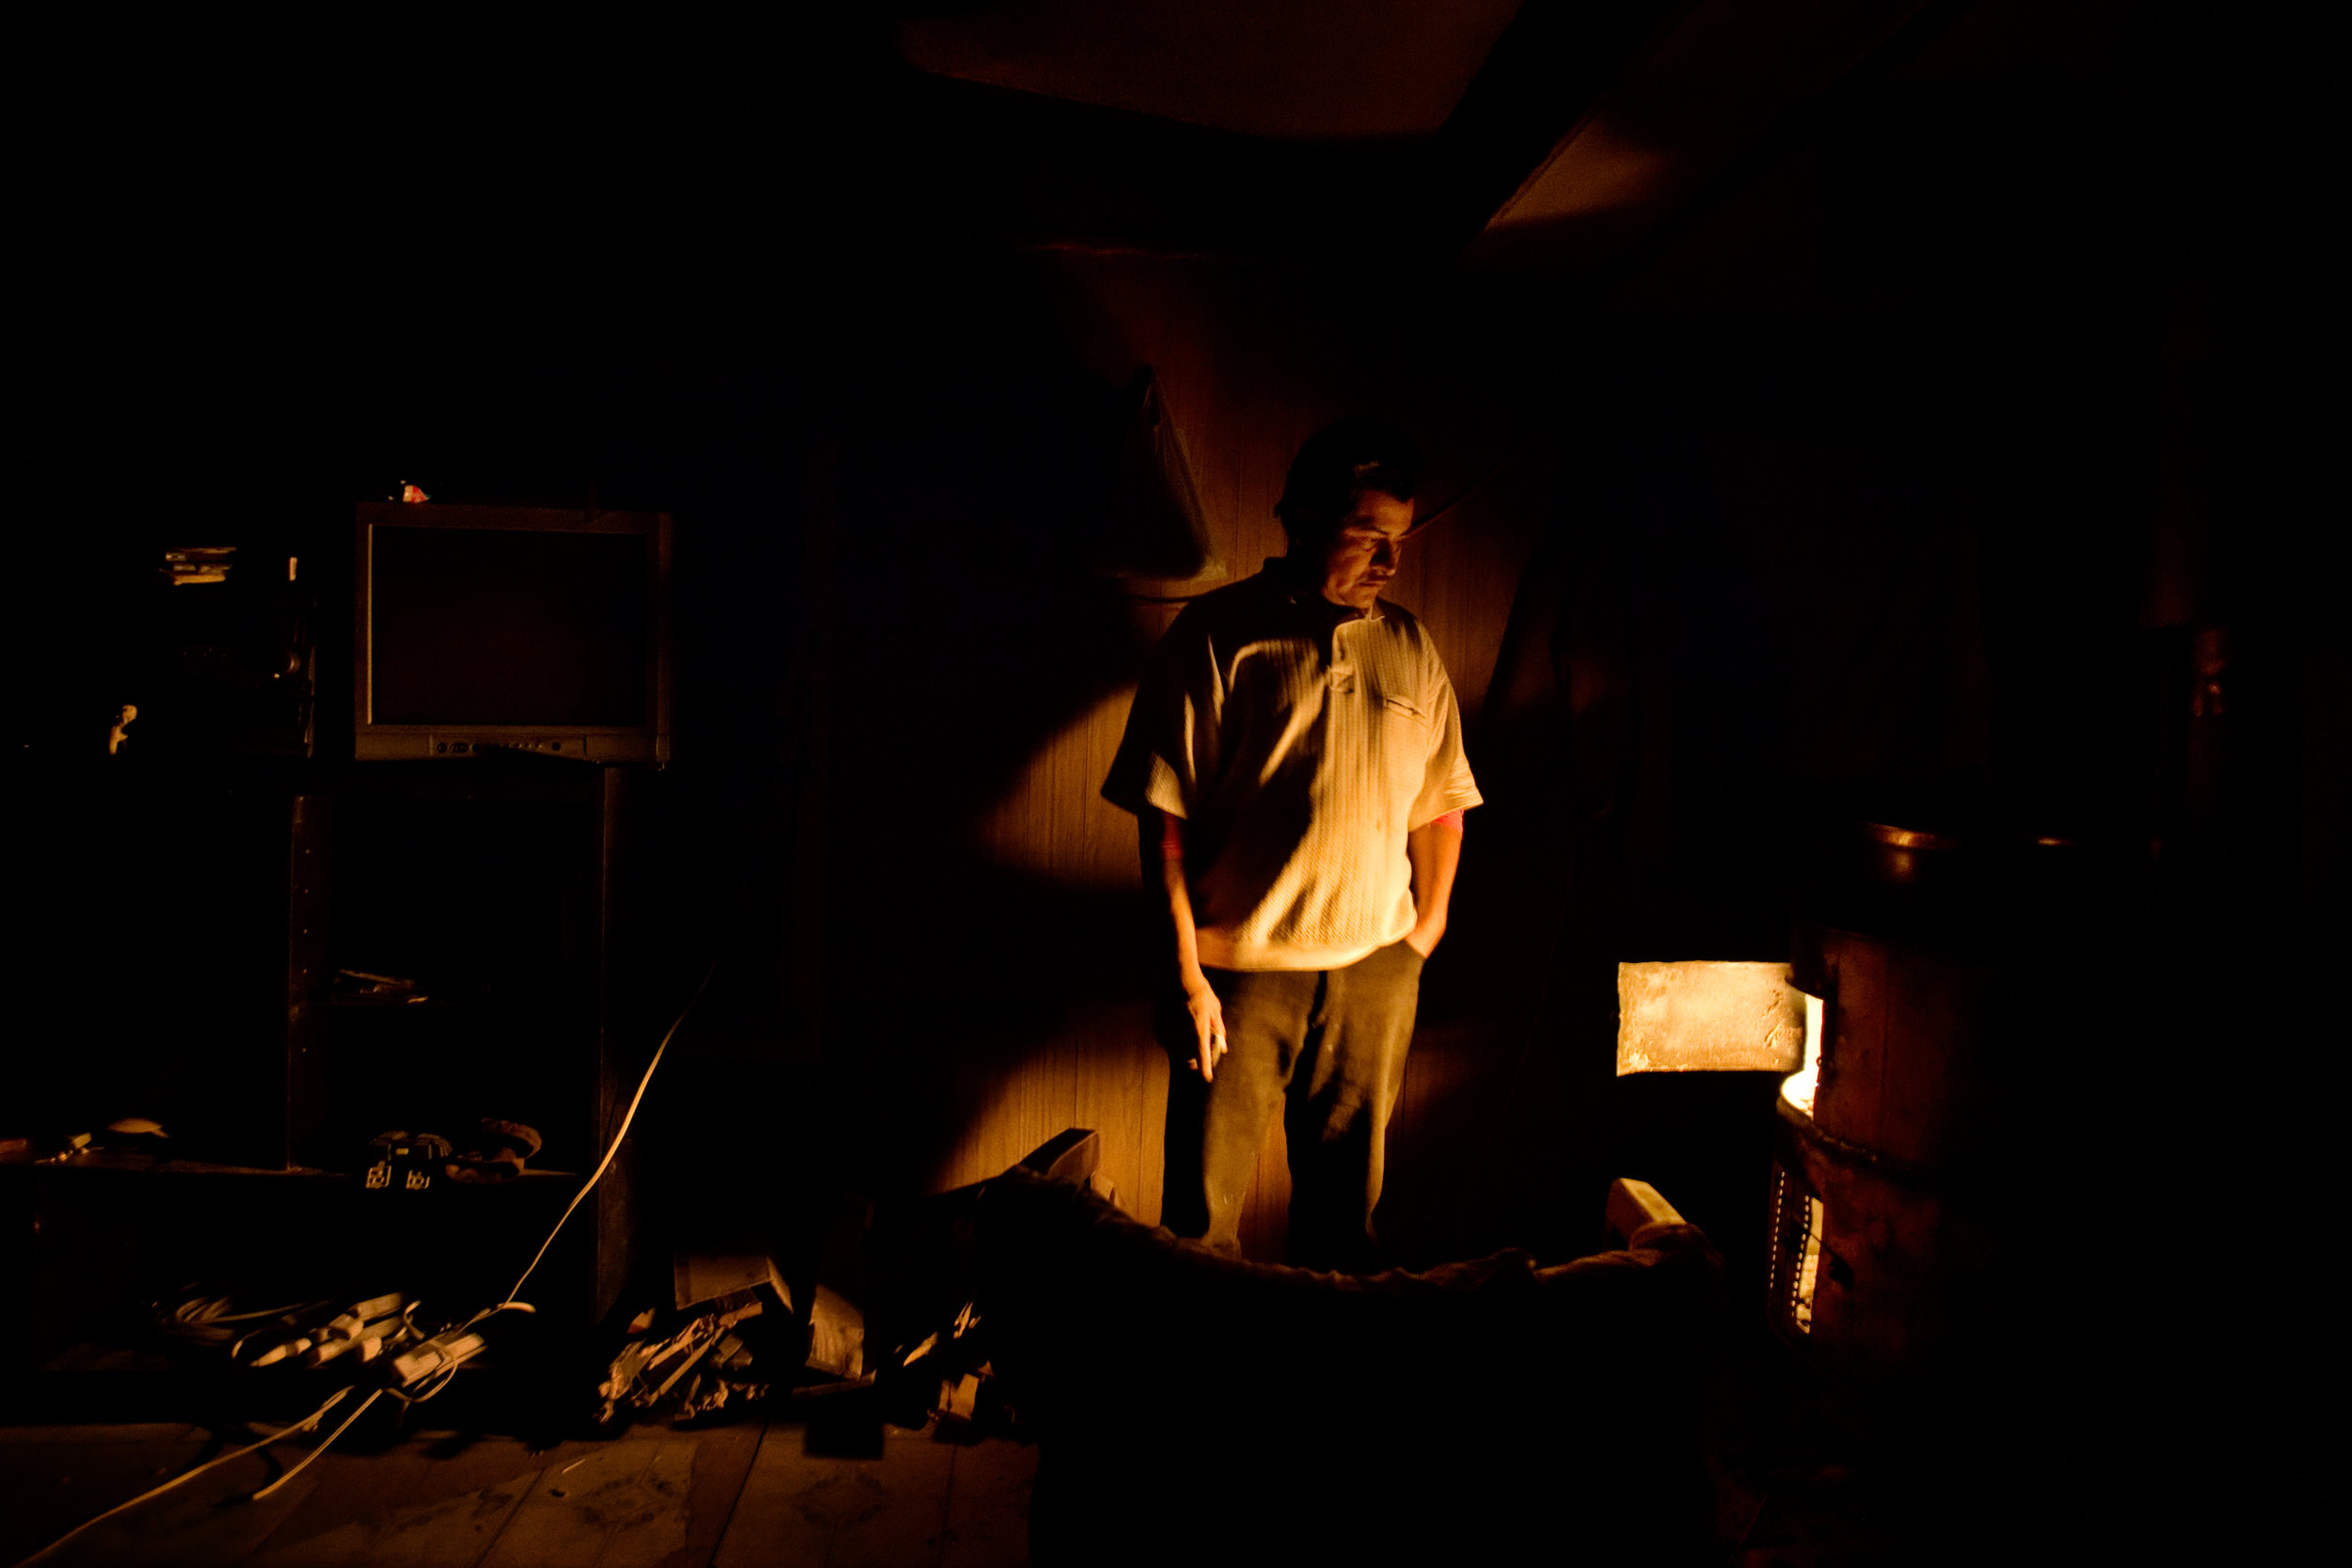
xmin=355 ymin=503 xmax=672 ymax=763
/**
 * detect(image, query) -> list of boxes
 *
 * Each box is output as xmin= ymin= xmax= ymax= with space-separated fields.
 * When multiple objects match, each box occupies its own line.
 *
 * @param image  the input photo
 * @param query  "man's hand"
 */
xmin=1183 ymin=975 xmax=1228 ymax=1083
xmin=1404 ymin=816 xmax=1464 ymax=962
xmin=1143 ymin=810 xmax=1228 ymax=1084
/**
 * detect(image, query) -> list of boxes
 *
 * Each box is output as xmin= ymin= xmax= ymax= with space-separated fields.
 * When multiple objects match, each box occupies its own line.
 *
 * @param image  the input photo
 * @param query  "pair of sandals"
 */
xmin=365 ymin=1119 xmax=542 ymax=1188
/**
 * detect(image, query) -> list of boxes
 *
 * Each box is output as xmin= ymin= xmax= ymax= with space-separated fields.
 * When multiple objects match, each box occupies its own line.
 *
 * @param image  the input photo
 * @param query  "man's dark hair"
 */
xmin=1275 ymin=418 xmax=1422 ymax=552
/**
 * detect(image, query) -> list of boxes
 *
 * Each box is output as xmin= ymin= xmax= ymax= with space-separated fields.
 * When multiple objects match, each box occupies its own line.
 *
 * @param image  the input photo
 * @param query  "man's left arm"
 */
xmin=1405 ymin=810 xmax=1464 ymax=958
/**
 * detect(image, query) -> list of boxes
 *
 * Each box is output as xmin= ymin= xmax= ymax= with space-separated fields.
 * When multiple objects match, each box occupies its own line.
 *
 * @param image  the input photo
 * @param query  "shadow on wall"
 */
xmin=803 ymin=250 xmax=1211 ymax=1217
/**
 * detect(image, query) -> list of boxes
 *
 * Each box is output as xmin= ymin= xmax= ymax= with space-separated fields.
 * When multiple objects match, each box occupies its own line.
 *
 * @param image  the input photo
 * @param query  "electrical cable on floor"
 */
xmin=501 ymin=958 xmax=719 ymax=1307
xmin=12 ymin=960 xmax=721 ymax=1566
xmin=242 ymin=960 xmax=719 ymax=1491
xmin=244 ymin=1386 xmax=386 ymax=1501
xmin=10 ymin=1387 xmax=353 ymax=1567
xmin=157 ymin=1293 xmax=336 ymax=1355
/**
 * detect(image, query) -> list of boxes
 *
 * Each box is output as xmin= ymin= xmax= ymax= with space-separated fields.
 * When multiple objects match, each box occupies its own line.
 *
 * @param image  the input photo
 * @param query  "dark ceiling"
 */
xmin=881 ymin=0 xmax=2192 ymax=278
xmin=895 ymin=0 xmax=1528 ymax=141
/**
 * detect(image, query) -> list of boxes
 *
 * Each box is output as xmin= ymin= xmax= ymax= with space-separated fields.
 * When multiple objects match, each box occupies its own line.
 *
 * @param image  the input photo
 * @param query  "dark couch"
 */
xmin=970 ymin=1167 xmax=1723 ymax=1565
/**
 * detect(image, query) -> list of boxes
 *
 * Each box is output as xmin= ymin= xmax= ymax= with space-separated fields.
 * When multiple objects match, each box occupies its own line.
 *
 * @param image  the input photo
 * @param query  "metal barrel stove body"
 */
xmin=1765 ymin=822 xmax=2067 ymax=1389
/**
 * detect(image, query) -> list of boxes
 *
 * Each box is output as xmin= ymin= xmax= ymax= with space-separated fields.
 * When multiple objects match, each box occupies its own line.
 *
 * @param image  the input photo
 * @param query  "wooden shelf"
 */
xmin=0 ymin=1151 xmax=583 ymax=1182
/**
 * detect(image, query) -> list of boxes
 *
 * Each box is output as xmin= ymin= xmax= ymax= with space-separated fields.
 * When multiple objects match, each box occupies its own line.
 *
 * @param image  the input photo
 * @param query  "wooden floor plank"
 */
xmin=827 ymin=1428 xmax=953 ymax=1568
xmin=5 ymin=1444 xmax=326 ymax=1568
xmin=656 ymin=1420 xmax=765 ymax=1568
xmin=476 ymin=1438 xmax=695 ymax=1568
xmin=248 ymin=1434 xmax=611 ymax=1562
xmin=0 ymin=1431 xmax=211 ymax=1563
xmin=714 ymin=1423 xmax=952 ymax=1568
xmin=941 ymin=1439 xmax=1036 ymax=1568
xmin=1 ymin=1418 xmax=1006 ymax=1568
xmin=709 ymin=1425 xmax=834 ymax=1568
xmin=247 ymin=1473 xmax=533 ymax=1568
xmin=248 ymin=1426 xmax=746 ymax=1568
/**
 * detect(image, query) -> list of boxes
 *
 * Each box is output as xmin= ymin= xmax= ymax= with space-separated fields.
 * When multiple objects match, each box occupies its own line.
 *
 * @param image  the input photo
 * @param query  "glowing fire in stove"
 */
xmin=1794 ymin=1194 xmax=1824 ymax=1332
xmin=1779 ymin=991 xmax=1825 ymax=1117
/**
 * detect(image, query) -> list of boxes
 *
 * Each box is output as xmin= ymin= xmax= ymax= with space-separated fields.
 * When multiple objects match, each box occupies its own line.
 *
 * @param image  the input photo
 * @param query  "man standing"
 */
xmin=1103 ymin=419 xmax=1480 ymax=1270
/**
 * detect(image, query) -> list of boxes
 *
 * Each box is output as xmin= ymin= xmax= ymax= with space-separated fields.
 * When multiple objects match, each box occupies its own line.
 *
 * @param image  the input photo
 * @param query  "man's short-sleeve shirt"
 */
xmin=1103 ymin=562 xmax=1482 ymax=972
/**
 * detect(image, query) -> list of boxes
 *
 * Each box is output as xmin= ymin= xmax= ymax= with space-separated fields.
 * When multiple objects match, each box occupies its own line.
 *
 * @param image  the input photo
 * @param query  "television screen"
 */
xmin=371 ymin=529 xmax=651 ymax=727
xmin=357 ymin=504 xmax=670 ymax=761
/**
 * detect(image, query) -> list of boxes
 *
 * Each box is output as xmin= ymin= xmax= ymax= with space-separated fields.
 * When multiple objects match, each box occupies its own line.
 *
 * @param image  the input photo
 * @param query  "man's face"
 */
xmin=1315 ymin=490 xmax=1414 ymax=611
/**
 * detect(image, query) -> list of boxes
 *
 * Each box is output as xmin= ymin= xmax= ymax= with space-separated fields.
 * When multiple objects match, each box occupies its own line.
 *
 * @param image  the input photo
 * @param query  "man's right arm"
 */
xmin=1139 ymin=809 xmax=1227 ymax=1083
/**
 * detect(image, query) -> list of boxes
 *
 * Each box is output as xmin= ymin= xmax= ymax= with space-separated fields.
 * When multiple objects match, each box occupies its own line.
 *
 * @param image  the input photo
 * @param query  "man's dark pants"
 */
xmin=1159 ymin=938 xmax=1423 ymax=1270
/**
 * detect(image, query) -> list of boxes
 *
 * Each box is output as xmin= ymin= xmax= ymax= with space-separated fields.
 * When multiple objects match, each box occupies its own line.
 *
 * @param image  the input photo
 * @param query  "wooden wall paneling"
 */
xmin=929 ymin=1000 xmax=1168 ymax=1224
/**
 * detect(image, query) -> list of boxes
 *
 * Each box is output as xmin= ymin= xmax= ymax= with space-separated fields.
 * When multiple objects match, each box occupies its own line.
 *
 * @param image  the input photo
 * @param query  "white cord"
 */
xmin=17 ymin=965 xmax=718 ymax=1566
xmin=10 ymin=1387 xmax=352 ymax=1567
xmin=246 ymin=1387 xmax=386 ymax=1501
xmin=500 ymin=961 xmax=718 ymax=1307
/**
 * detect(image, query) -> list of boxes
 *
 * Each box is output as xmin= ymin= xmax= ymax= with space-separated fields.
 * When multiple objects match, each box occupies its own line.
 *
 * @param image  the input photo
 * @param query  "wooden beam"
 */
xmin=1411 ymin=0 xmax=1699 ymax=264
xmin=1459 ymin=0 xmax=1947 ymax=276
